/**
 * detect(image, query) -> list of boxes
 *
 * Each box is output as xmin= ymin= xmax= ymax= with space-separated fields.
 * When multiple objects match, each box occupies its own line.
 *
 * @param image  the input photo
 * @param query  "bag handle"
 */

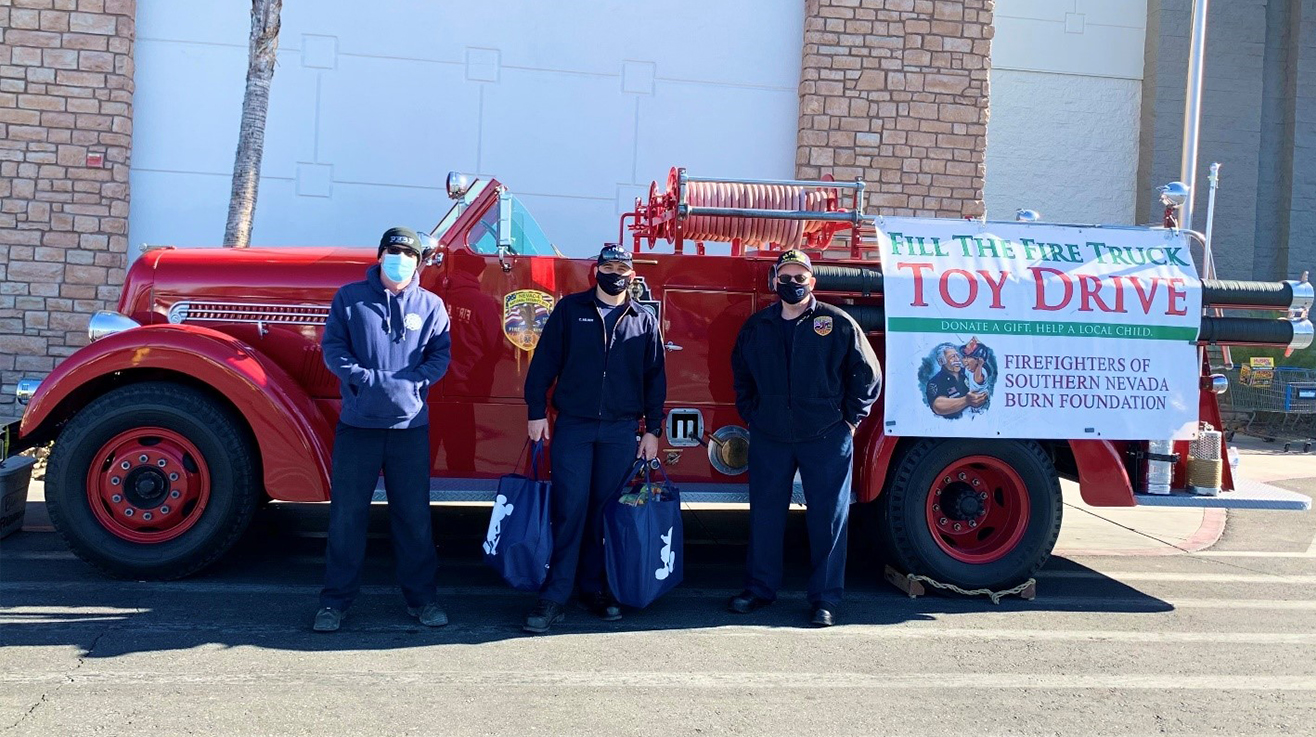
xmin=527 ymin=440 xmax=546 ymax=481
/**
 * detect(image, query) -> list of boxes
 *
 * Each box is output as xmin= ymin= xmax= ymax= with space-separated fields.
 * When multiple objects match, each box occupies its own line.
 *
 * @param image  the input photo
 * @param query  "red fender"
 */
xmin=20 ymin=325 xmax=333 ymax=502
xmin=857 ymin=431 xmax=1137 ymax=508
xmin=856 ymin=428 xmax=901 ymax=504
xmin=1070 ymin=439 xmax=1135 ymax=507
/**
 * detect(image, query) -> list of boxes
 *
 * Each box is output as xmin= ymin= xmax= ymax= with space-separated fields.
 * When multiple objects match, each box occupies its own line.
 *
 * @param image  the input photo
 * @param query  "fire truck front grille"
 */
xmin=167 ymin=301 xmax=330 ymax=327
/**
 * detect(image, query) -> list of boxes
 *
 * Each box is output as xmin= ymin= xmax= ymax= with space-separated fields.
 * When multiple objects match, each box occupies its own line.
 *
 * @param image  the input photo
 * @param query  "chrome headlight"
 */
xmin=16 ymin=378 xmax=40 ymax=405
xmin=88 ymin=310 xmax=141 ymax=342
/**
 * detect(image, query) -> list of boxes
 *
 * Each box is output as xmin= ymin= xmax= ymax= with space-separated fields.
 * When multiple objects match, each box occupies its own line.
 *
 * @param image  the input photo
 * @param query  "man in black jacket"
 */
xmin=522 ymin=245 xmax=667 ymax=633
xmin=728 ymin=249 xmax=881 ymax=626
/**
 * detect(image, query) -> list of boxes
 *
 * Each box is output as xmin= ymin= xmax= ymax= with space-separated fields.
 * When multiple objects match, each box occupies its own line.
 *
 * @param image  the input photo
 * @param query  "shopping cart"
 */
xmin=1218 ymin=366 xmax=1316 ymax=452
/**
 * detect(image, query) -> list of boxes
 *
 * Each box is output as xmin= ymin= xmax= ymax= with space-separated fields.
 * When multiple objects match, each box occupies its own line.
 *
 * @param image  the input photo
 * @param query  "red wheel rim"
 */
xmin=925 ymin=456 xmax=1030 ymax=564
xmin=85 ymin=427 xmax=211 ymax=544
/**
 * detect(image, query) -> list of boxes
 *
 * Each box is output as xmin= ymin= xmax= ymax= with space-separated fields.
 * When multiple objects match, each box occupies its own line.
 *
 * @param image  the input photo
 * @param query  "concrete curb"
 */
xmin=1054 ymin=508 xmax=1228 ymax=558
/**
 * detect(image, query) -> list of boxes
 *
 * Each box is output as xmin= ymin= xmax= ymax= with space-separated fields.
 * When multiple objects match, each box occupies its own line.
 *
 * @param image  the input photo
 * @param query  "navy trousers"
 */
xmin=541 ymin=415 xmax=638 ymax=604
xmin=320 ymin=423 xmax=438 ymax=610
xmin=745 ymin=421 xmax=854 ymax=606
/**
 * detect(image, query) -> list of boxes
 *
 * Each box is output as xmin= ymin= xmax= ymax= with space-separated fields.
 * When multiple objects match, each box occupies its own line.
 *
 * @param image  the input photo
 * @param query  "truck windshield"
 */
xmin=431 ymin=180 xmax=490 ymax=241
xmin=466 ymin=194 xmax=560 ymax=257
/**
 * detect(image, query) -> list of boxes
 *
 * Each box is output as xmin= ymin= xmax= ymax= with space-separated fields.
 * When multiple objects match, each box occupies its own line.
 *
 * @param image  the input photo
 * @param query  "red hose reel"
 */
xmin=621 ymin=167 xmax=867 ymax=257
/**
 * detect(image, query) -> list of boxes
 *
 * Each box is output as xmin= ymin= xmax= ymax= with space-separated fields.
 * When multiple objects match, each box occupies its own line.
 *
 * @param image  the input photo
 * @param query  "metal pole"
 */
xmin=1202 ymin=163 xmax=1220 ymax=280
xmin=1179 ymin=0 xmax=1210 ymax=231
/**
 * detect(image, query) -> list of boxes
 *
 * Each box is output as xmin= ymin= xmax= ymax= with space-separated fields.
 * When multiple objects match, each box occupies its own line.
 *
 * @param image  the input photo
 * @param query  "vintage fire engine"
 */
xmin=7 ymin=169 xmax=1313 ymax=589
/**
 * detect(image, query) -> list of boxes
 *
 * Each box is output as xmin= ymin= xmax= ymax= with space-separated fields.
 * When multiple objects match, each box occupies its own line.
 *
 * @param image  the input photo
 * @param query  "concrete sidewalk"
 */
xmin=1055 ymin=436 xmax=1316 ymax=556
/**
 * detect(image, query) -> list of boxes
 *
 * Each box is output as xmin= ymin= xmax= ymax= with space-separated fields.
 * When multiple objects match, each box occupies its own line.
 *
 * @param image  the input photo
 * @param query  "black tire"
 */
xmin=880 ymin=438 xmax=1062 ymax=590
xmin=45 ymin=382 xmax=261 ymax=580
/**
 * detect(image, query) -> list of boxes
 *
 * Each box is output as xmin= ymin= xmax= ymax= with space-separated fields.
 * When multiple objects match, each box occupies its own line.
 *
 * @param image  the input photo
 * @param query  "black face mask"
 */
xmin=596 ymin=270 xmax=632 ymax=296
xmin=776 ymin=281 xmax=810 ymax=305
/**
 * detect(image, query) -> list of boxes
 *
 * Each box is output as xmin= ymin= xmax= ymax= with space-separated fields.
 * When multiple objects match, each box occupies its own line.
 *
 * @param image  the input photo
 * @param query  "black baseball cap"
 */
xmin=775 ymin=249 xmax=813 ymax=272
xmin=379 ymin=226 xmax=423 ymax=259
xmin=597 ymin=244 xmax=633 ymax=267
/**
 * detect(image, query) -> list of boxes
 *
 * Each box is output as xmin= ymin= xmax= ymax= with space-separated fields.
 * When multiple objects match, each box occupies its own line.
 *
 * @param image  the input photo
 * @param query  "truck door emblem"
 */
xmin=502 ymin=290 xmax=555 ymax=352
xmin=665 ymin=408 xmax=704 ymax=448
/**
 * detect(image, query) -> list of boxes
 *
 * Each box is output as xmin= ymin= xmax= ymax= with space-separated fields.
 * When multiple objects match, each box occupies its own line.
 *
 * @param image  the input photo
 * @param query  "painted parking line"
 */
xmin=3 ymin=615 xmax=1314 ymax=645
xmin=1192 ymin=549 xmax=1316 ymax=558
xmin=0 ymin=670 xmax=1312 ymax=691
xmin=1036 ymin=570 xmax=1316 ymax=584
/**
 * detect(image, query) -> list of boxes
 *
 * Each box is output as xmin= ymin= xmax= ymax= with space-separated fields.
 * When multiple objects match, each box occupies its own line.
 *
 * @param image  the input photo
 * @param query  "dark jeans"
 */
xmin=744 ymin=422 xmax=854 ymax=606
xmin=320 ymin=423 xmax=437 ymax=610
xmin=541 ymin=415 xmax=638 ymax=604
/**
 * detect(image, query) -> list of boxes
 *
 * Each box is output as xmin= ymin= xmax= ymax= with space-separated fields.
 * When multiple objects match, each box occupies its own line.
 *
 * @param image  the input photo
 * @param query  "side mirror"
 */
xmin=496 ymin=189 xmax=514 ymax=273
xmin=416 ymin=231 xmax=443 ymax=267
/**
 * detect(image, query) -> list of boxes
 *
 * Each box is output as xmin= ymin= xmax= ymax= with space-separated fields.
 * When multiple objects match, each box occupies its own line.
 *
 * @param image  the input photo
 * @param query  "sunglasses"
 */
xmin=776 ymin=274 xmax=810 ymax=285
xmin=383 ymin=246 xmax=416 ymax=257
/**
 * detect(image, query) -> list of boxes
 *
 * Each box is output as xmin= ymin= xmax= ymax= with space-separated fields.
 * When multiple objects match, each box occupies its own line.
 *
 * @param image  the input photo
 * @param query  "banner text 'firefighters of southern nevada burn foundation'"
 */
xmin=876 ymin=218 xmax=1202 ymax=440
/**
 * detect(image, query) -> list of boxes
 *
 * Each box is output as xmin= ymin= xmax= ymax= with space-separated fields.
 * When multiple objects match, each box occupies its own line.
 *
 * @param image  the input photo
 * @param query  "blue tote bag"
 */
xmin=483 ymin=441 xmax=552 ymax=592
xmin=604 ymin=460 xmax=684 ymax=608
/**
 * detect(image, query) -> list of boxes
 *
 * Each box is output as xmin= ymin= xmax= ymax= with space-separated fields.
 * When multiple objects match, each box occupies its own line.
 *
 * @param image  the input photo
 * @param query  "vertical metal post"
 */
xmin=1179 ymin=0 xmax=1210 ymax=231
xmin=1202 ymin=163 xmax=1220 ymax=280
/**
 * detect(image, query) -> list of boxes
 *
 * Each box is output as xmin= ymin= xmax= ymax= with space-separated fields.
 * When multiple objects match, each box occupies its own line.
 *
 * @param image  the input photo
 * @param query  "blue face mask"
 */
xmin=381 ymin=253 xmax=417 ymax=284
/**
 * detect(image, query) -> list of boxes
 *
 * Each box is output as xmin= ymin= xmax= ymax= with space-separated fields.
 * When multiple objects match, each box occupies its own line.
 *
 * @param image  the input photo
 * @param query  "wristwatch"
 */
xmin=647 ymin=423 xmax=663 ymax=438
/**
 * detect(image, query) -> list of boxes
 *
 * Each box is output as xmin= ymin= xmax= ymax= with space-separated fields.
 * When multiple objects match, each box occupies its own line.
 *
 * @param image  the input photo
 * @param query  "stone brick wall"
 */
xmin=0 ymin=0 xmax=134 ymax=414
xmin=796 ymin=0 xmax=992 ymax=219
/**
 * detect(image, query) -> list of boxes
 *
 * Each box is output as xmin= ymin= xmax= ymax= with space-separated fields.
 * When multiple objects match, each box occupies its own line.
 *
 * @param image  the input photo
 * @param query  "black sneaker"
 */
xmin=312 ymin=607 xmax=345 ymax=632
xmin=523 ymin=599 xmax=565 ymax=634
xmin=727 ymin=590 xmax=772 ymax=614
xmin=582 ymin=591 xmax=623 ymax=621
xmin=810 ymin=603 xmax=837 ymax=627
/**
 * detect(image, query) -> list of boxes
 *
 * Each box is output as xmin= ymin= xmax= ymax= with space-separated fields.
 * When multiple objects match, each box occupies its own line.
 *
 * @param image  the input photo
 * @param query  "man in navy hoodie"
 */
xmin=312 ymin=226 xmax=451 ymax=632
xmin=521 ymin=245 xmax=667 ymax=633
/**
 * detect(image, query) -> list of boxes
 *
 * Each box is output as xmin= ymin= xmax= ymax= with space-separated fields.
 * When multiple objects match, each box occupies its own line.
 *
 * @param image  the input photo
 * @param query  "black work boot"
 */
xmin=727 ymin=590 xmax=773 ymax=614
xmin=582 ymin=591 xmax=623 ymax=621
xmin=312 ymin=607 xmax=345 ymax=632
xmin=523 ymin=599 xmax=565 ymax=634
xmin=810 ymin=603 xmax=837 ymax=627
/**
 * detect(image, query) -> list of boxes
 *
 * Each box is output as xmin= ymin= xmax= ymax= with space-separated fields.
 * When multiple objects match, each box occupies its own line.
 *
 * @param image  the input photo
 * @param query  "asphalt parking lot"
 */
xmin=2 ymin=437 xmax=1315 ymax=736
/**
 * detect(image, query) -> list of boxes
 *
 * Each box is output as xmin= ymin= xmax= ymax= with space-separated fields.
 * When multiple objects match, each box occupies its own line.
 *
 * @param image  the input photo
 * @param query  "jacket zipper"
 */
xmin=785 ymin=305 xmax=811 ymax=440
xmin=595 ymin=301 xmax=628 ymax=418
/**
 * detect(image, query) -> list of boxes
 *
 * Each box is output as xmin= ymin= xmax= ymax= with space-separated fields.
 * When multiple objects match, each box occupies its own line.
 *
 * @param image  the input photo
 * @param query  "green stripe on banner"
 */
xmin=886 ymin=317 xmax=1200 ymax=341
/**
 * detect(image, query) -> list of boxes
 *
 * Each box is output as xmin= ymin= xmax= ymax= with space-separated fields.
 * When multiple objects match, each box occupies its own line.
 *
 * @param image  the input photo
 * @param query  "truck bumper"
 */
xmin=1134 ymin=477 xmax=1310 ymax=510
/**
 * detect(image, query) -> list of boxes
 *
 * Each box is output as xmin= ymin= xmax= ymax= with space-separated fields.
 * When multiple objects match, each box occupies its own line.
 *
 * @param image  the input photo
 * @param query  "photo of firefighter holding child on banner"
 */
xmin=920 ymin=337 xmax=997 ymax=420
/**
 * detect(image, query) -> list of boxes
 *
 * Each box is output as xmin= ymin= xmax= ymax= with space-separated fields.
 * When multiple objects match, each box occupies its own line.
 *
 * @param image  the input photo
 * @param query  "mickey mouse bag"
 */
xmin=603 ymin=460 xmax=684 ymax=608
xmin=483 ymin=441 xmax=553 ymax=591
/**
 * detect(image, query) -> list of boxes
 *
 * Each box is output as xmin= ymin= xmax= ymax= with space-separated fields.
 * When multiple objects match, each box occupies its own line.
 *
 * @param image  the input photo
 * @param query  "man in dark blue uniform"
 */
xmin=314 ymin=227 xmax=451 ymax=633
xmin=927 ymin=345 xmax=979 ymax=418
xmin=729 ymin=249 xmax=881 ymax=626
xmin=522 ymin=245 xmax=667 ymax=633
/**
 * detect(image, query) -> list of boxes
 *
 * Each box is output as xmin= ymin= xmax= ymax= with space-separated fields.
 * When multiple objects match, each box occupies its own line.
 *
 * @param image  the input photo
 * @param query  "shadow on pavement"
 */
xmin=0 ymin=504 xmax=1172 ymax=659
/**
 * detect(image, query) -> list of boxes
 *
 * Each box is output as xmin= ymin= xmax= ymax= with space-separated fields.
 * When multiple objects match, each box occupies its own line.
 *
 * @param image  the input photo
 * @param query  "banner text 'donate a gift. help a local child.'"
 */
xmin=876 ymin=218 xmax=1202 ymax=440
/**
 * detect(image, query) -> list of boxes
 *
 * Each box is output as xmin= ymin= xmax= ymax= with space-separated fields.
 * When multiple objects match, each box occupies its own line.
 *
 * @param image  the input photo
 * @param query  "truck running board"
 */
xmin=1134 ymin=477 xmax=1311 ymax=511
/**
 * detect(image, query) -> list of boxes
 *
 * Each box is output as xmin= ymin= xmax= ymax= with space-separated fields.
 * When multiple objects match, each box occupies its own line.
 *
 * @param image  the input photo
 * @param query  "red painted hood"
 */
xmin=122 ymin=246 xmax=379 ymax=324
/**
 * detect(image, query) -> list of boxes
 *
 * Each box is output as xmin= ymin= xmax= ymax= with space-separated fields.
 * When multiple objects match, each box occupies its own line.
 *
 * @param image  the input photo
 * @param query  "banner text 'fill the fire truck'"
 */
xmin=877 ymin=218 xmax=1202 ymax=440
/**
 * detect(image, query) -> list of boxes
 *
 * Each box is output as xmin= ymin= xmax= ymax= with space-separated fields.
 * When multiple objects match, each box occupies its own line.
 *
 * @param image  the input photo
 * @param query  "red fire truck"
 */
xmin=8 ymin=169 xmax=1312 ymax=589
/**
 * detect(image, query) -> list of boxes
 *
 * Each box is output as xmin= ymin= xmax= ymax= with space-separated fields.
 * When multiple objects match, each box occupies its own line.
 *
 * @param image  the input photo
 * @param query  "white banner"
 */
xmin=877 ymin=218 xmax=1202 ymax=441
